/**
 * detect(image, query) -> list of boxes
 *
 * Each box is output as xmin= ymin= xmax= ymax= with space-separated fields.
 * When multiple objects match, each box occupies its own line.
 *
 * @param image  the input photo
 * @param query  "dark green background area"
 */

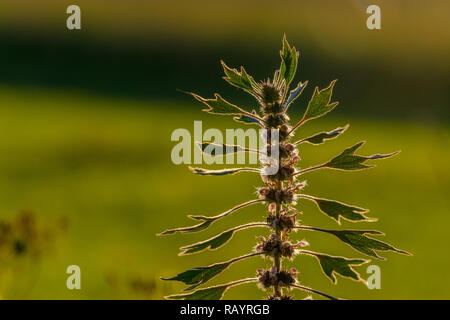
xmin=0 ymin=0 xmax=448 ymax=299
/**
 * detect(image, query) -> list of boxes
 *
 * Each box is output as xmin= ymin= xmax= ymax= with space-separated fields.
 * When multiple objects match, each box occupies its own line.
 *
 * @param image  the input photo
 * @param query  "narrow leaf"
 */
xmin=197 ymin=142 xmax=255 ymax=156
xmin=162 ymin=252 xmax=262 ymax=290
xmin=179 ymin=229 xmax=234 ymax=255
xmin=158 ymin=200 xmax=264 ymax=236
xmin=325 ymin=141 xmax=399 ymax=171
xmin=284 ymin=81 xmax=308 ymax=111
xmin=167 ymin=285 xmax=228 ymax=300
xmin=306 ymin=251 xmax=368 ymax=283
xmin=296 ymin=125 xmax=349 ymax=145
xmin=189 ymin=166 xmax=260 ymax=176
xmin=179 ymin=223 xmax=267 ymax=255
xmin=166 ymin=278 xmax=256 ymax=300
xmin=301 ymin=80 xmax=338 ymax=123
xmin=327 ymin=229 xmax=411 ymax=260
xmin=157 ymin=216 xmax=215 ymax=235
xmin=162 ymin=261 xmax=231 ymax=290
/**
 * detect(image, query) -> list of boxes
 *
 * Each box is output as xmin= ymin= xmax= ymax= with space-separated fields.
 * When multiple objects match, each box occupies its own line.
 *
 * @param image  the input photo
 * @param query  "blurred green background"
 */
xmin=0 ymin=0 xmax=449 ymax=299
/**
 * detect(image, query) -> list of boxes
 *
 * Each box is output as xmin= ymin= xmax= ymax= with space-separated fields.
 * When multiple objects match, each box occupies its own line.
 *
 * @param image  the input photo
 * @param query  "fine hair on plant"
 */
xmin=159 ymin=35 xmax=411 ymax=300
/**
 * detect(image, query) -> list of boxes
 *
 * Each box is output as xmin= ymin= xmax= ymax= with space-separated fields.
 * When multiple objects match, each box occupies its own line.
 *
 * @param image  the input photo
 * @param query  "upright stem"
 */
xmin=273 ymin=200 xmax=282 ymax=297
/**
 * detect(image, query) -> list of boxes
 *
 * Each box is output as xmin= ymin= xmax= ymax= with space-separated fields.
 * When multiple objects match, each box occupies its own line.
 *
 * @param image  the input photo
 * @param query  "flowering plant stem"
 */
xmin=159 ymin=35 xmax=410 ymax=300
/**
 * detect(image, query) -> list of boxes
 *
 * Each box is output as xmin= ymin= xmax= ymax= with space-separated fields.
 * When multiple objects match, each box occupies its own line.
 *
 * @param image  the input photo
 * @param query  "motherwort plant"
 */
xmin=159 ymin=36 xmax=410 ymax=300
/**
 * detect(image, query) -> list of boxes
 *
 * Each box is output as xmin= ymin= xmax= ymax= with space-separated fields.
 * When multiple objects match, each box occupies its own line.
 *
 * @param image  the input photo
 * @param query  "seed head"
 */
xmin=260 ymin=81 xmax=281 ymax=105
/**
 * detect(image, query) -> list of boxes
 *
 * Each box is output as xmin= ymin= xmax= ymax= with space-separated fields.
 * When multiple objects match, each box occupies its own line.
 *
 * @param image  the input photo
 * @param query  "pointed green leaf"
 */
xmin=162 ymin=252 xmax=262 ymax=290
xmin=221 ymin=61 xmax=259 ymax=95
xmin=197 ymin=142 xmax=245 ymax=156
xmin=297 ymin=125 xmax=349 ymax=145
xmin=158 ymin=201 xmax=263 ymax=236
xmin=157 ymin=215 xmax=216 ymax=235
xmin=279 ymin=35 xmax=299 ymax=86
xmin=167 ymin=284 xmax=228 ymax=300
xmin=301 ymin=80 xmax=338 ymax=123
xmin=166 ymin=278 xmax=256 ymax=300
xmin=312 ymin=197 xmax=375 ymax=224
xmin=162 ymin=261 xmax=231 ymax=290
xmin=311 ymin=252 xmax=368 ymax=283
xmin=325 ymin=141 xmax=399 ymax=171
xmin=284 ymin=81 xmax=308 ymax=111
xmin=188 ymin=92 xmax=247 ymax=115
xmin=180 ymin=222 xmax=267 ymax=255
xmin=189 ymin=166 xmax=260 ymax=176
xmin=179 ymin=229 xmax=234 ymax=255
xmin=327 ymin=229 xmax=411 ymax=260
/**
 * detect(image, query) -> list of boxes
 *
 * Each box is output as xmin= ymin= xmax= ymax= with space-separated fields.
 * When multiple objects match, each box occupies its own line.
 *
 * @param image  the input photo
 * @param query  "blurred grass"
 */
xmin=0 ymin=85 xmax=448 ymax=299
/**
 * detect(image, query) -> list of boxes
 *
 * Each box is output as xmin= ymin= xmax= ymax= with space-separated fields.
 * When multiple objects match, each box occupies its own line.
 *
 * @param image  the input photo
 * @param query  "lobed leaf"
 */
xmin=221 ymin=61 xmax=259 ymax=95
xmin=162 ymin=261 xmax=231 ymax=290
xmin=309 ymin=252 xmax=368 ymax=283
xmin=327 ymin=229 xmax=411 ymax=260
xmin=189 ymin=166 xmax=260 ymax=176
xmin=325 ymin=141 xmax=399 ymax=171
xmin=300 ymin=80 xmax=338 ymax=123
xmin=278 ymin=35 xmax=299 ymax=87
xmin=312 ymin=197 xmax=375 ymax=224
xmin=188 ymin=92 xmax=247 ymax=115
xmin=296 ymin=124 xmax=349 ymax=145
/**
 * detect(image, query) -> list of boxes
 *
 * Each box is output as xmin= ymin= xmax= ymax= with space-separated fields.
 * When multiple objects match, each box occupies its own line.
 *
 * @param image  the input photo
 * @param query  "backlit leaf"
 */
xmin=310 ymin=252 xmax=368 ymax=283
xmin=233 ymin=110 xmax=263 ymax=126
xmin=166 ymin=278 xmax=256 ymax=300
xmin=312 ymin=197 xmax=375 ymax=224
xmin=325 ymin=141 xmax=399 ymax=171
xmin=188 ymin=92 xmax=247 ymax=115
xmin=162 ymin=261 xmax=231 ymax=290
xmin=278 ymin=35 xmax=299 ymax=87
xmin=167 ymin=285 xmax=228 ymax=300
xmin=297 ymin=125 xmax=348 ymax=145
xmin=327 ymin=229 xmax=411 ymax=260
xmin=162 ymin=252 xmax=262 ymax=290
xmin=301 ymin=80 xmax=338 ymax=123
xmin=189 ymin=166 xmax=260 ymax=176
xmin=221 ymin=61 xmax=259 ymax=95
xmin=157 ymin=215 xmax=215 ymax=235
xmin=158 ymin=200 xmax=263 ymax=236
xmin=284 ymin=81 xmax=308 ymax=111
xmin=197 ymin=142 xmax=245 ymax=156
xmin=179 ymin=229 xmax=234 ymax=255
